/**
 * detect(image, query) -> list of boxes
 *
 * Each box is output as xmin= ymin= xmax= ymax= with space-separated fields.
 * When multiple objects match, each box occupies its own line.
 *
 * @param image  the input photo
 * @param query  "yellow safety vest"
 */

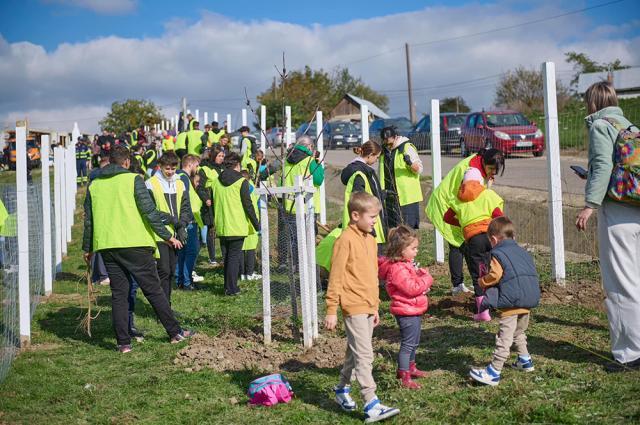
xmin=213 ymin=178 xmax=255 ymax=237
xmin=148 ymin=175 xmax=185 ymax=242
xmin=342 ymin=171 xmax=385 ymax=244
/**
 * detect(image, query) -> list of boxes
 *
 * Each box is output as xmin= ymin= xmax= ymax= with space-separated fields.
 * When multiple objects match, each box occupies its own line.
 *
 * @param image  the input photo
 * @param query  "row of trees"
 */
xmin=99 ymin=52 xmax=629 ymax=133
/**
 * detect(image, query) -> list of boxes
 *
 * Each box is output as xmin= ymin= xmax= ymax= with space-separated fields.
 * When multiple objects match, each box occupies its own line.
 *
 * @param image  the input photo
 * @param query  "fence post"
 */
xmin=203 ymin=112 xmax=208 ymax=128
xmin=65 ymin=147 xmax=73 ymax=242
xmin=226 ymin=114 xmax=232 ymax=134
xmin=57 ymin=147 xmax=68 ymax=256
xmin=316 ymin=111 xmax=326 ymax=225
xmin=16 ymin=122 xmax=30 ymax=347
xmin=195 ymin=109 xmax=199 ymax=123
xmin=430 ymin=99 xmax=445 ymax=263
xmin=260 ymin=105 xmax=267 ymax=152
xmin=259 ymin=189 xmax=271 ymax=344
xmin=305 ymin=185 xmax=318 ymax=339
xmin=360 ymin=104 xmax=369 ymax=142
xmin=242 ymin=109 xmax=247 ymax=126
xmin=542 ymin=61 xmax=566 ymax=283
xmin=41 ymin=135 xmax=53 ymax=295
xmin=214 ymin=112 xmax=218 ymax=123
xmin=294 ymin=176 xmax=312 ymax=348
xmin=285 ymin=106 xmax=292 ymax=147
xmin=53 ymin=147 xmax=63 ymax=271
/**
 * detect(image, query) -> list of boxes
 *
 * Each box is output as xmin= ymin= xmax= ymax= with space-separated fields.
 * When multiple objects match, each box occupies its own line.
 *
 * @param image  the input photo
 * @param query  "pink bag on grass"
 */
xmin=247 ymin=374 xmax=294 ymax=406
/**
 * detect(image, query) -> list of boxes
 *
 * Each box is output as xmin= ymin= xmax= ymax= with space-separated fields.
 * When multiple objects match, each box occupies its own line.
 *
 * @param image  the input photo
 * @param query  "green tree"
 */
xmin=565 ymin=51 xmax=630 ymax=89
xmin=99 ymin=99 xmax=165 ymax=135
xmin=495 ymin=67 xmax=571 ymax=115
xmin=440 ymin=96 xmax=470 ymax=113
xmin=257 ymin=66 xmax=388 ymax=129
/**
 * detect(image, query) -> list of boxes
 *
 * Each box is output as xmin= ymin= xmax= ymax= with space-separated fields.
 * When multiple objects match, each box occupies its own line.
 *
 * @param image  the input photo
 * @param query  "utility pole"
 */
xmin=181 ymin=97 xmax=187 ymax=133
xmin=405 ymin=43 xmax=417 ymax=124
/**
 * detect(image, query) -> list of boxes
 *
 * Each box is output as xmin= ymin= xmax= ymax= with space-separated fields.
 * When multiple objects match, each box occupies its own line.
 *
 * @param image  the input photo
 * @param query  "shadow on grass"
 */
xmin=534 ymin=313 xmax=607 ymax=332
xmin=37 ymin=306 xmax=115 ymax=350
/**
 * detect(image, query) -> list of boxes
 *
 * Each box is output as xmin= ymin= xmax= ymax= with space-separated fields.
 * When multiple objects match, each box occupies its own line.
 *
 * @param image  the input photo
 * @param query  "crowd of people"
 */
xmin=75 ymin=81 xmax=638 ymax=423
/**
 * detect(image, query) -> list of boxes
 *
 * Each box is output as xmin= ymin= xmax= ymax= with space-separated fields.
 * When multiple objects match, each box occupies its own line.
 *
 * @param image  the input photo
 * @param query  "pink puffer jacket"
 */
xmin=378 ymin=257 xmax=433 ymax=316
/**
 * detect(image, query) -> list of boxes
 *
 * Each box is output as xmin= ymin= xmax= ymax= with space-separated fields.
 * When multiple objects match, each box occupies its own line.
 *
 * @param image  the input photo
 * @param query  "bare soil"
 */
xmin=540 ymin=279 xmax=606 ymax=313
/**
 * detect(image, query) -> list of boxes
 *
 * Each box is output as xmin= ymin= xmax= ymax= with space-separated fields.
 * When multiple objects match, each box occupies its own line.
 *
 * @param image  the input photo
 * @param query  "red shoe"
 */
xmin=396 ymin=369 xmax=421 ymax=389
xmin=409 ymin=361 xmax=428 ymax=378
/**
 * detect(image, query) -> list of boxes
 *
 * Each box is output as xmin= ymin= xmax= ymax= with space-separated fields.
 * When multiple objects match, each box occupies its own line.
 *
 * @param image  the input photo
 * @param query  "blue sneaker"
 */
xmin=334 ymin=385 xmax=356 ymax=412
xmin=512 ymin=355 xmax=535 ymax=372
xmin=469 ymin=364 xmax=501 ymax=386
xmin=363 ymin=398 xmax=400 ymax=423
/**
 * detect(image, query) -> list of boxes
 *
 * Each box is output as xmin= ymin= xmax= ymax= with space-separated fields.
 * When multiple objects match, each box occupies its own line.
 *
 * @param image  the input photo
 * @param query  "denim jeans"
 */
xmin=175 ymin=223 xmax=199 ymax=287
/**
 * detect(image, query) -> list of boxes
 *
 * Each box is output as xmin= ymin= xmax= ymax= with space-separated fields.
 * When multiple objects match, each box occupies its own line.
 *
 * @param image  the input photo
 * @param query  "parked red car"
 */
xmin=460 ymin=111 xmax=545 ymax=157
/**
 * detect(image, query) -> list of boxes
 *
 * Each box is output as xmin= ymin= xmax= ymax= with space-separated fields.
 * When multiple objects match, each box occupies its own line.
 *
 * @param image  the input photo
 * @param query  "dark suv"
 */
xmin=459 ymin=111 xmax=544 ymax=157
xmin=408 ymin=113 xmax=468 ymax=152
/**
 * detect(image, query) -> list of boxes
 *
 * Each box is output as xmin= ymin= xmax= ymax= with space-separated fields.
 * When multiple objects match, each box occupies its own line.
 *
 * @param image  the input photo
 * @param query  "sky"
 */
xmin=1 ymin=0 xmax=639 ymax=133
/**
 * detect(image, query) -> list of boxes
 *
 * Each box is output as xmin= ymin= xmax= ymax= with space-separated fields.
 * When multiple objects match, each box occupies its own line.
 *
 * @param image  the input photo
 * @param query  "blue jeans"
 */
xmin=175 ymin=223 xmax=199 ymax=287
xmin=395 ymin=315 xmax=422 ymax=371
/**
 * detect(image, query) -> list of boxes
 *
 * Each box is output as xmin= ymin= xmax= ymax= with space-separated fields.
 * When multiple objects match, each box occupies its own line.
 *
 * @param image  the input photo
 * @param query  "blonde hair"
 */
xmin=487 ymin=216 xmax=515 ymax=240
xmin=181 ymin=154 xmax=201 ymax=169
xmin=348 ymin=192 xmax=381 ymax=215
xmin=385 ymin=225 xmax=418 ymax=261
xmin=584 ymin=81 xmax=618 ymax=114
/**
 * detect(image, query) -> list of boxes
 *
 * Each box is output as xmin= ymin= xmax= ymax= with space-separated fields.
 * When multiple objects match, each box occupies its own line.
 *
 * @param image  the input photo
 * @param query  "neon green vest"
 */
xmin=450 ymin=189 xmax=504 ymax=231
xmin=130 ymin=130 xmax=138 ymax=146
xmin=342 ymin=171 xmax=385 ymax=244
xmin=425 ymin=154 xmax=475 ymax=247
xmin=0 ymin=199 xmax=16 ymax=237
xmin=90 ymin=173 xmax=156 ymax=251
xmin=146 ymin=150 xmax=157 ymax=168
xmin=209 ymin=129 xmax=225 ymax=145
xmin=134 ymin=154 xmax=146 ymax=172
xmin=199 ymin=165 xmax=219 ymax=190
xmin=283 ymin=157 xmax=321 ymax=214
xmin=213 ymin=178 xmax=255 ymax=237
xmin=148 ymin=175 xmax=184 ymax=242
xmin=241 ymin=156 xmax=257 ymax=176
xmin=175 ymin=132 xmax=187 ymax=151
xmin=241 ymin=137 xmax=253 ymax=162
xmin=187 ymin=179 xmax=203 ymax=228
xmin=379 ymin=143 xmax=423 ymax=206
xmin=316 ymin=227 xmax=343 ymax=271
xmin=242 ymin=185 xmax=260 ymax=251
xmin=186 ymin=130 xmax=204 ymax=156
xmin=162 ymin=137 xmax=175 ymax=152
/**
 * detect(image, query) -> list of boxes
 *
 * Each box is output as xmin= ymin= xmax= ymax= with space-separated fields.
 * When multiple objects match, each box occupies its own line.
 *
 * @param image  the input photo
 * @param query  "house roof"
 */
xmin=345 ymin=93 xmax=390 ymax=119
xmin=577 ymin=67 xmax=640 ymax=94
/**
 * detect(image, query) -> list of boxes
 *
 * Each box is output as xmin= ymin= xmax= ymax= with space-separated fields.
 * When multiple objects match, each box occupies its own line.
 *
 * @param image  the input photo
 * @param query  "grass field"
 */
xmin=0 ymin=196 xmax=639 ymax=425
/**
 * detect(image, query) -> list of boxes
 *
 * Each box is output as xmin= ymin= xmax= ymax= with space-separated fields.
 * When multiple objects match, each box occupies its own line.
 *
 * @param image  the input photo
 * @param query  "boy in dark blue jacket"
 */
xmin=469 ymin=216 xmax=540 ymax=386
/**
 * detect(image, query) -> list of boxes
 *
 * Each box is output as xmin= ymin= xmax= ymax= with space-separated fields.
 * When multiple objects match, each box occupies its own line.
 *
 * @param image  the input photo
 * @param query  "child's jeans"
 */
xmin=395 ymin=315 xmax=422 ymax=371
xmin=338 ymin=314 xmax=377 ymax=404
xmin=491 ymin=313 xmax=530 ymax=371
xmin=465 ymin=232 xmax=492 ymax=296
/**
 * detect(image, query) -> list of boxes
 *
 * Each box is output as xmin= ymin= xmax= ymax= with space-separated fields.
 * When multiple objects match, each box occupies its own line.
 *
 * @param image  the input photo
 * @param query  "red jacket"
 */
xmin=378 ymin=257 xmax=433 ymax=316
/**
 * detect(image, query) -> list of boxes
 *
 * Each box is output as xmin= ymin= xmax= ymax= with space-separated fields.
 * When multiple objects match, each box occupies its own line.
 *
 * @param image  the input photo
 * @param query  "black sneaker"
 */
xmin=605 ymin=357 xmax=640 ymax=373
xmin=170 ymin=329 xmax=196 ymax=344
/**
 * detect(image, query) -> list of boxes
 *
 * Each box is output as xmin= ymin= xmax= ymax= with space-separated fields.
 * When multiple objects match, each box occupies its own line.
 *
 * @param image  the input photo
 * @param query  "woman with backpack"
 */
xmin=575 ymin=81 xmax=640 ymax=371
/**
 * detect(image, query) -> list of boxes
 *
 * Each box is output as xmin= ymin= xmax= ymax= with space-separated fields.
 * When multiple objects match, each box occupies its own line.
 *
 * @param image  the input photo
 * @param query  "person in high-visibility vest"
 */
xmin=208 ymin=121 xmax=226 ymax=147
xmin=175 ymin=154 xmax=203 ymax=290
xmin=213 ymin=152 xmax=260 ymax=296
xmin=175 ymin=129 xmax=188 ymax=159
xmin=129 ymin=128 xmax=139 ymax=147
xmin=379 ymin=126 xmax=423 ymax=229
xmin=146 ymin=151 xmax=193 ymax=304
xmin=425 ymin=148 xmax=505 ymax=296
xmin=82 ymin=145 xmax=193 ymax=353
xmin=161 ymin=130 xmax=175 ymax=152
xmin=186 ymin=121 xmax=204 ymax=156
xmin=341 ymin=141 xmax=386 ymax=248
xmin=239 ymin=126 xmax=257 ymax=165
xmin=239 ymin=169 xmax=262 ymax=281
xmin=197 ymin=147 xmax=225 ymax=265
xmin=132 ymin=144 xmax=147 ymax=174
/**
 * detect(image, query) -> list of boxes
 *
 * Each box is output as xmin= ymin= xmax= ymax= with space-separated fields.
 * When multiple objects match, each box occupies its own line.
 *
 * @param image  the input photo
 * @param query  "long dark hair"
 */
xmin=353 ymin=140 xmax=382 ymax=157
xmin=477 ymin=148 xmax=505 ymax=177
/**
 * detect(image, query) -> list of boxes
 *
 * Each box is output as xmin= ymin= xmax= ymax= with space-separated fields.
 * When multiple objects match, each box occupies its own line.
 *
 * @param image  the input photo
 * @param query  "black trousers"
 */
xmin=400 ymin=202 xmax=420 ymax=229
xmin=156 ymin=243 xmax=177 ymax=304
xmin=449 ymin=243 xmax=472 ymax=288
xmin=465 ymin=233 xmax=492 ymax=296
xmin=102 ymin=247 xmax=181 ymax=345
xmin=220 ymin=237 xmax=244 ymax=295
xmin=240 ymin=249 xmax=256 ymax=276
xmin=206 ymin=226 xmax=216 ymax=262
xmin=385 ymin=195 xmax=402 ymax=229
xmin=277 ymin=211 xmax=298 ymax=269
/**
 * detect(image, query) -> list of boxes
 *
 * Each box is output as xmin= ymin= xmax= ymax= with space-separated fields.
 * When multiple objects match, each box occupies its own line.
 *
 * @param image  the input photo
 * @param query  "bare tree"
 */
xmin=495 ymin=67 xmax=570 ymax=114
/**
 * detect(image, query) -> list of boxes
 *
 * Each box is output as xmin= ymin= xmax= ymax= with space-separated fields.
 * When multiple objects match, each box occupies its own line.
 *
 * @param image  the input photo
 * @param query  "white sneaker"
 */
xmin=240 ymin=274 xmax=247 ymax=281
xmin=191 ymin=272 xmax=204 ymax=283
xmin=99 ymin=277 xmax=110 ymax=286
xmin=469 ymin=364 xmax=501 ymax=386
xmin=334 ymin=385 xmax=357 ymax=412
xmin=248 ymin=273 xmax=262 ymax=281
xmin=451 ymin=283 xmax=472 ymax=295
xmin=364 ymin=398 xmax=400 ymax=423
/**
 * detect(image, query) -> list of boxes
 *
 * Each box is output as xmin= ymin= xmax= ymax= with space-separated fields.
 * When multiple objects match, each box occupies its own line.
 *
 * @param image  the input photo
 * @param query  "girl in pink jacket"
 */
xmin=378 ymin=225 xmax=433 ymax=389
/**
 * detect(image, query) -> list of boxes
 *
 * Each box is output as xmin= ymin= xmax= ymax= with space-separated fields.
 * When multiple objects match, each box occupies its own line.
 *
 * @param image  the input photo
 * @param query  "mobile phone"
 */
xmin=570 ymin=165 xmax=588 ymax=179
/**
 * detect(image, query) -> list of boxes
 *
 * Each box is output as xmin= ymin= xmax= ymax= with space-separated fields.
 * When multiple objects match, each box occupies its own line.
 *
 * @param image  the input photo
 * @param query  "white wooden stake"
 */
xmin=65 ymin=147 xmax=73 ymax=242
xmin=226 ymin=114 xmax=232 ymax=133
xmin=542 ymin=62 xmax=566 ymax=283
xmin=260 ymin=105 xmax=266 ymax=152
xmin=285 ymin=106 xmax=292 ymax=147
xmin=53 ymin=147 xmax=63 ymax=270
xmin=360 ymin=104 xmax=369 ymax=142
xmin=195 ymin=109 xmax=200 ymax=123
xmin=58 ymin=147 xmax=68 ymax=256
xmin=430 ymin=99 xmax=445 ymax=263
xmin=305 ymin=186 xmax=318 ymax=339
xmin=259 ymin=190 xmax=271 ymax=344
xmin=316 ymin=111 xmax=326 ymax=224
xmin=242 ymin=109 xmax=247 ymax=126
xmin=214 ymin=112 xmax=218 ymax=123
xmin=41 ymin=135 xmax=53 ymax=295
xmin=294 ymin=176 xmax=312 ymax=348
xmin=203 ymin=112 xmax=208 ymax=127
xmin=16 ymin=123 xmax=30 ymax=347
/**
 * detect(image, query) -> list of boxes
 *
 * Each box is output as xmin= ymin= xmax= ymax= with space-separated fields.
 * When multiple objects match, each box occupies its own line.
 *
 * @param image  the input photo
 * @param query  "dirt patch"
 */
xmin=22 ymin=342 xmax=62 ymax=352
xmin=540 ymin=280 xmax=606 ymax=313
xmin=174 ymin=329 xmax=347 ymax=373
xmin=41 ymin=293 xmax=83 ymax=303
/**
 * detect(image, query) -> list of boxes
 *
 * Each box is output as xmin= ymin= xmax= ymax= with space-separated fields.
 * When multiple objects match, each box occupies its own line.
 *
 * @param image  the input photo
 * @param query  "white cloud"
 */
xmin=43 ymin=0 xmax=137 ymax=15
xmin=2 ymin=2 xmax=639 ymax=133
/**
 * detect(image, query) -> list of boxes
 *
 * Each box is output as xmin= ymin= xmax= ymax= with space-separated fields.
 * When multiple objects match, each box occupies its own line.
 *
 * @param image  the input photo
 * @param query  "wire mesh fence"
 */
xmin=0 ymin=185 xmax=19 ymax=383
